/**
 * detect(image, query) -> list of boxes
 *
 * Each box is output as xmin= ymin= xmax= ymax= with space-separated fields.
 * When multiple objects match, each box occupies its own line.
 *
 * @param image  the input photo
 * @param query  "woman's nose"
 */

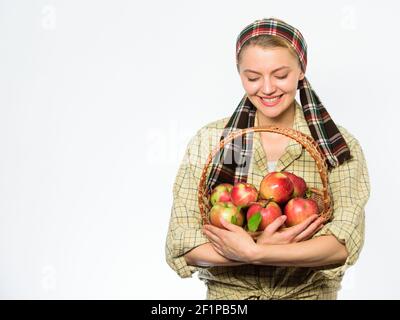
xmin=261 ymin=78 xmax=276 ymax=95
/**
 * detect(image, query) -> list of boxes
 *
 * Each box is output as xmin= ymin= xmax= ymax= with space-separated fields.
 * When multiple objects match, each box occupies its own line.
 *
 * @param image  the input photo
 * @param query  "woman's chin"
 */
xmin=257 ymin=107 xmax=285 ymax=120
xmin=255 ymin=102 xmax=295 ymax=124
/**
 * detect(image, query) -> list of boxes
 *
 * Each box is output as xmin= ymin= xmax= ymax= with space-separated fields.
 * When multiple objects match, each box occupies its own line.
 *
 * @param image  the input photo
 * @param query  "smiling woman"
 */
xmin=165 ymin=17 xmax=370 ymax=300
xmin=238 ymin=37 xmax=304 ymax=118
xmin=239 ymin=46 xmax=304 ymax=128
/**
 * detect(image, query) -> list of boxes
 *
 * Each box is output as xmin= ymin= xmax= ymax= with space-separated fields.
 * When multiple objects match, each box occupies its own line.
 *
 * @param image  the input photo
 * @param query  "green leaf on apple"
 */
xmin=248 ymin=212 xmax=262 ymax=232
xmin=231 ymin=215 xmax=237 ymax=225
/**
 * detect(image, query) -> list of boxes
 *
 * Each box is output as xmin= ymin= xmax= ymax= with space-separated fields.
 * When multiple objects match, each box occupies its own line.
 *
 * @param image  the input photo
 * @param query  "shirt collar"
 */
xmin=253 ymin=100 xmax=311 ymax=173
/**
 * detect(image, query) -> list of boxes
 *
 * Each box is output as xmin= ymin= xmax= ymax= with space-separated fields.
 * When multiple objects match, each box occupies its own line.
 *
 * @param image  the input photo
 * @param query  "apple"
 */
xmin=282 ymin=172 xmax=307 ymax=198
xmin=209 ymin=201 xmax=244 ymax=228
xmin=210 ymin=183 xmax=233 ymax=206
xmin=230 ymin=182 xmax=258 ymax=208
xmin=246 ymin=200 xmax=282 ymax=231
xmin=259 ymin=172 xmax=294 ymax=204
xmin=284 ymin=197 xmax=319 ymax=227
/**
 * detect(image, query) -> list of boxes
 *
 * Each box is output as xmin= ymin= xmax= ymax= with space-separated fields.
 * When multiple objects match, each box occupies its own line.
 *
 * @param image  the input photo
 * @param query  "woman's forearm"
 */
xmin=250 ymin=235 xmax=349 ymax=267
xmin=185 ymin=236 xmax=348 ymax=268
xmin=184 ymin=243 xmax=246 ymax=267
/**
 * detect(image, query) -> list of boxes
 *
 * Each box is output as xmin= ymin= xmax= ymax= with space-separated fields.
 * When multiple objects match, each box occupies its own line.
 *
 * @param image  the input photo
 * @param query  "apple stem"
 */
xmin=261 ymin=198 xmax=271 ymax=208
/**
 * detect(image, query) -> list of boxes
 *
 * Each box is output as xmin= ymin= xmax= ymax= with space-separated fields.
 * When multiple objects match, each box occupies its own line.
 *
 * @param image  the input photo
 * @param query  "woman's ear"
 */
xmin=299 ymin=71 xmax=305 ymax=81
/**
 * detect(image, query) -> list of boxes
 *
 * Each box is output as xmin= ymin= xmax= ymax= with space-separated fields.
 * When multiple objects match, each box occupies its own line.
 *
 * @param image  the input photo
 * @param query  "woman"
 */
xmin=165 ymin=18 xmax=370 ymax=300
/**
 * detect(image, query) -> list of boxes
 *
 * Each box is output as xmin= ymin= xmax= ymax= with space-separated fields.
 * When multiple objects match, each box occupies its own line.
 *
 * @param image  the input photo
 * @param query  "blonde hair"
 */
xmin=236 ymin=35 xmax=301 ymax=71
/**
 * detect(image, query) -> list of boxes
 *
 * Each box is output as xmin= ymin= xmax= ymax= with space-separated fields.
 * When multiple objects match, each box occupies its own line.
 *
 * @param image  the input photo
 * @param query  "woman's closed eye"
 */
xmin=247 ymin=75 xmax=288 ymax=82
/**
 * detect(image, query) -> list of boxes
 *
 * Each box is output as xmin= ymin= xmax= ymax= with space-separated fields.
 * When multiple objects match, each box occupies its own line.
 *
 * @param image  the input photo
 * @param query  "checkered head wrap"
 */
xmin=206 ymin=17 xmax=351 ymax=193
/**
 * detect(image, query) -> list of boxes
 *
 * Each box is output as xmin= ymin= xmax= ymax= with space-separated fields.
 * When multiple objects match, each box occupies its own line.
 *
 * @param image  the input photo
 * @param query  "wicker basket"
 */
xmin=197 ymin=126 xmax=333 ymax=234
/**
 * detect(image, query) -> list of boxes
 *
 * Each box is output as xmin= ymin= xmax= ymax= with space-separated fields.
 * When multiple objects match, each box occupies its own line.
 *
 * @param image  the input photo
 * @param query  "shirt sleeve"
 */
xmin=165 ymin=129 xmax=211 ymax=278
xmin=315 ymin=132 xmax=370 ymax=273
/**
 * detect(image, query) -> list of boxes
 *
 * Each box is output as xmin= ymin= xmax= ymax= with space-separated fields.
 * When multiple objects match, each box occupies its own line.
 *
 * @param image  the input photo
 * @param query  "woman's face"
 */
xmin=238 ymin=45 xmax=305 ymax=122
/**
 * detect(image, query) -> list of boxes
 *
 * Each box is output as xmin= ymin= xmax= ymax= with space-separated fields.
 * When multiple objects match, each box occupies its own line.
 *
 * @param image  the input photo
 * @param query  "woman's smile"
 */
xmin=258 ymin=94 xmax=284 ymax=107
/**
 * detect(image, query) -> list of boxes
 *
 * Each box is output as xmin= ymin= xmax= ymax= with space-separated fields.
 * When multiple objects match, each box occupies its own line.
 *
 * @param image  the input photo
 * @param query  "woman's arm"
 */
xmin=249 ymin=235 xmax=348 ymax=267
xmin=201 ymin=214 xmax=337 ymax=267
xmin=186 ymin=231 xmax=348 ymax=268
xmin=186 ymin=215 xmax=322 ymax=268
xmin=184 ymin=243 xmax=245 ymax=267
xmin=203 ymin=219 xmax=348 ymax=267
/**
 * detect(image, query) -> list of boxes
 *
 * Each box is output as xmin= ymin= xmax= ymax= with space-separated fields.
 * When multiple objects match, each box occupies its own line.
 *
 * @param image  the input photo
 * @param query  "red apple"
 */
xmin=210 ymin=183 xmax=233 ymax=206
xmin=246 ymin=200 xmax=282 ymax=231
xmin=259 ymin=172 xmax=294 ymax=204
xmin=209 ymin=201 xmax=244 ymax=228
xmin=284 ymin=197 xmax=319 ymax=227
xmin=230 ymin=182 xmax=258 ymax=208
xmin=282 ymin=172 xmax=307 ymax=198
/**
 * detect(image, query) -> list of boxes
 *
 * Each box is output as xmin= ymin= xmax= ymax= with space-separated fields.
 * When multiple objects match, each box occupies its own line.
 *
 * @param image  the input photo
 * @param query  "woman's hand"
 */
xmin=202 ymin=214 xmax=326 ymax=262
xmin=256 ymin=214 xmax=325 ymax=245
xmin=202 ymin=218 xmax=257 ymax=263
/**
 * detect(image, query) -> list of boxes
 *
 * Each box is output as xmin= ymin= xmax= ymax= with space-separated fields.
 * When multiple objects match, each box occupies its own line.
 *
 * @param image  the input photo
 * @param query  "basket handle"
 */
xmin=197 ymin=126 xmax=332 ymax=225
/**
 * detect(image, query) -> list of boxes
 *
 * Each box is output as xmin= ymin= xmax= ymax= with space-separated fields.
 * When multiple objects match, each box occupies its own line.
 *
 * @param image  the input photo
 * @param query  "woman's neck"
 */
xmin=256 ymin=101 xmax=296 ymax=128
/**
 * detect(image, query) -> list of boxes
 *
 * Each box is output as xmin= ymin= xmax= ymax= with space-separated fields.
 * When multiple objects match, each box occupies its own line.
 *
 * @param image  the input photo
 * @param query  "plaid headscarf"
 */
xmin=206 ymin=18 xmax=351 ymax=193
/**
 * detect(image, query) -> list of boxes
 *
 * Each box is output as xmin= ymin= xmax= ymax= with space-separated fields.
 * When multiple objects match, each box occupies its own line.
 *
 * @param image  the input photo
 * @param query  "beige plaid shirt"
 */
xmin=165 ymin=101 xmax=370 ymax=300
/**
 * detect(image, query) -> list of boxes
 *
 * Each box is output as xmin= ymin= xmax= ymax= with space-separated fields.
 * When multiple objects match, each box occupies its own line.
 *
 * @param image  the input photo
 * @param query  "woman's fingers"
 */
xmin=203 ymin=223 xmax=224 ymax=236
xmin=205 ymin=214 xmax=325 ymax=247
xmin=293 ymin=217 xmax=325 ymax=242
xmin=256 ymin=215 xmax=287 ymax=245
xmin=265 ymin=215 xmax=287 ymax=234
xmin=202 ymin=225 xmax=223 ymax=244
xmin=211 ymin=242 xmax=225 ymax=256
xmin=285 ymin=214 xmax=318 ymax=238
xmin=219 ymin=217 xmax=243 ymax=232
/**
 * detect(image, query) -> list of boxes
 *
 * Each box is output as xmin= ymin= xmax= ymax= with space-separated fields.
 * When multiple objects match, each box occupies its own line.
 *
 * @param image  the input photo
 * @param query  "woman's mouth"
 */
xmin=259 ymin=94 xmax=284 ymax=107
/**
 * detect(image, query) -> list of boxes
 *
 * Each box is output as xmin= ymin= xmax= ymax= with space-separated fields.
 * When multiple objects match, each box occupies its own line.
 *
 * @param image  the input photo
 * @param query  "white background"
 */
xmin=0 ymin=0 xmax=399 ymax=299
